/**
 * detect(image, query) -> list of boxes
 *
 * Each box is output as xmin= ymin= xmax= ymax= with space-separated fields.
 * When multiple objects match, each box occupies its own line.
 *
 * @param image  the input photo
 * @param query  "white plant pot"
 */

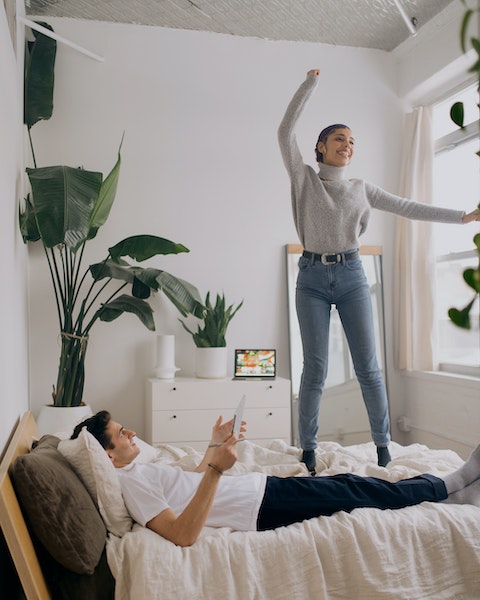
xmin=195 ymin=347 xmax=228 ymax=379
xmin=36 ymin=404 xmax=93 ymax=437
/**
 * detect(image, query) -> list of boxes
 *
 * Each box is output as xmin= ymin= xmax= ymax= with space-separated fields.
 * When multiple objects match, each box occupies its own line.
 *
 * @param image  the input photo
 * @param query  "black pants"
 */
xmin=256 ymin=473 xmax=447 ymax=531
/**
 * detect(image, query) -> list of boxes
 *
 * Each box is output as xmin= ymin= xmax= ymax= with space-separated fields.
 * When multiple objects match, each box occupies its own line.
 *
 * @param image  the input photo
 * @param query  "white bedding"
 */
xmin=106 ymin=440 xmax=480 ymax=600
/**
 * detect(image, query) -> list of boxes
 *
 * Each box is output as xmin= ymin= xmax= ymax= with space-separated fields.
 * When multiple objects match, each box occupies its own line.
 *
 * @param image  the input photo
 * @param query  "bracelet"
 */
xmin=207 ymin=463 xmax=223 ymax=475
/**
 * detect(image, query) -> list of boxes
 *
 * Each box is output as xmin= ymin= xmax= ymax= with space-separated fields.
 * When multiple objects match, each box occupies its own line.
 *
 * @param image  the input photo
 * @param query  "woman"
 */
xmin=278 ymin=69 xmax=480 ymax=473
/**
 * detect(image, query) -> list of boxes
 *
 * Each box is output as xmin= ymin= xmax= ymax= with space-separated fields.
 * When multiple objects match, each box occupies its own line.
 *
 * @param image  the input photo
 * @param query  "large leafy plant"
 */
xmin=448 ymin=1 xmax=480 ymax=330
xmin=20 ymin=24 xmax=203 ymax=406
xmin=179 ymin=292 xmax=243 ymax=347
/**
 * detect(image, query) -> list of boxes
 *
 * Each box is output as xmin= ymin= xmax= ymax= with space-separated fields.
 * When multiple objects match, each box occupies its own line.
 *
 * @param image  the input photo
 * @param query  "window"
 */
xmin=432 ymin=84 xmax=479 ymax=376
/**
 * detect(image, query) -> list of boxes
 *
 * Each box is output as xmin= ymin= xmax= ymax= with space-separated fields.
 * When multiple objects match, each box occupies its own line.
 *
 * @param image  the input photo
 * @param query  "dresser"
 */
xmin=145 ymin=377 xmax=291 ymax=450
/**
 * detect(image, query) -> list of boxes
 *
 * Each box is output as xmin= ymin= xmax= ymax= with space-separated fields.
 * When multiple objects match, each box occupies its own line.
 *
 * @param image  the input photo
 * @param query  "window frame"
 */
xmin=432 ymin=86 xmax=480 ymax=378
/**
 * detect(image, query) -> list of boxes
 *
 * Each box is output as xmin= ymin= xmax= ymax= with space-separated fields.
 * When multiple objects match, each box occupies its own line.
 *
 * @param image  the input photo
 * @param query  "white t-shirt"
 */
xmin=117 ymin=462 xmax=267 ymax=532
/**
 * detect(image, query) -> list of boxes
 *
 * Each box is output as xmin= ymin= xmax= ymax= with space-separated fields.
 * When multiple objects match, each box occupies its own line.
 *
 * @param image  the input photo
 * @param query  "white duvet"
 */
xmin=107 ymin=440 xmax=480 ymax=600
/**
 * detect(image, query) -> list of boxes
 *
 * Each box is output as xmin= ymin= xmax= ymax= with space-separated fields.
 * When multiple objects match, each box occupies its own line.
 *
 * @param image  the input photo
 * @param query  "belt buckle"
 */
xmin=321 ymin=253 xmax=339 ymax=265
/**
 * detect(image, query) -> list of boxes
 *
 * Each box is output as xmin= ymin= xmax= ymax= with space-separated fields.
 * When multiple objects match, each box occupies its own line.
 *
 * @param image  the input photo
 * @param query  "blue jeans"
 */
xmin=296 ymin=252 xmax=391 ymax=450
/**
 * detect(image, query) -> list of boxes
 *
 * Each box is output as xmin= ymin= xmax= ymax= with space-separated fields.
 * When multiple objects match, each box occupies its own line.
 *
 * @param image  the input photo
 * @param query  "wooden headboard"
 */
xmin=0 ymin=411 xmax=51 ymax=599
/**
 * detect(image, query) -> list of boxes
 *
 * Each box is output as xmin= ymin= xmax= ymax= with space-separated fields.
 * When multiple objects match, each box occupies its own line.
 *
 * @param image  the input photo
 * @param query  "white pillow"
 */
xmin=58 ymin=428 xmax=132 ymax=537
xmin=132 ymin=436 xmax=159 ymax=464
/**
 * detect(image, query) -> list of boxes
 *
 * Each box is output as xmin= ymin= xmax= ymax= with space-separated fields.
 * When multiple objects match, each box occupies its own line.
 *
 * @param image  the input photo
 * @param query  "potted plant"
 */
xmin=448 ymin=1 xmax=480 ymax=332
xmin=21 ymin=25 xmax=203 ymax=427
xmin=179 ymin=292 xmax=243 ymax=378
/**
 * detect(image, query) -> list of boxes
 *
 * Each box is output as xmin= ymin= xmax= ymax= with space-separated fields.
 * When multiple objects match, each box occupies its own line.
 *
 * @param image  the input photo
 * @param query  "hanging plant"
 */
xmin=448 ymin=1 xmax=480 ymax=330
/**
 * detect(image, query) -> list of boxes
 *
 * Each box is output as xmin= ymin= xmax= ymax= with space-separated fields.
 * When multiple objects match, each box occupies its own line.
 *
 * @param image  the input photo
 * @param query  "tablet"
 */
xmin=232 ymin=394 xmax=246 ymax=434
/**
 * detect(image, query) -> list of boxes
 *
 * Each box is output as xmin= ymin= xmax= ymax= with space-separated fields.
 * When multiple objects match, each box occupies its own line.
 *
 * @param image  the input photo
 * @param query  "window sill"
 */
xmin=404 ymin=369 xmax=480 ymax=388
xmin=438 ymin=362 xmax=480 ymax=379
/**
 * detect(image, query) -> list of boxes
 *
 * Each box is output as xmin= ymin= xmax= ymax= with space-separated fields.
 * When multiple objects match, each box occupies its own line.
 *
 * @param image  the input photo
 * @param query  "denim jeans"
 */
xmin=256 ymin=474 xmax=445 ymax=530
xmin=296 ymin=252 xmax=391 ymax=450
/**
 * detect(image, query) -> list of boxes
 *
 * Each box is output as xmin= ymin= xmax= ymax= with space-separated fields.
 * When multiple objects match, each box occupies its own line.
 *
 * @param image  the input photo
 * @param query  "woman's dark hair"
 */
xmin=71 ymin=410 xmax=113 ymax=449
xmin=315 ymin=123 xmax=350 ymax=162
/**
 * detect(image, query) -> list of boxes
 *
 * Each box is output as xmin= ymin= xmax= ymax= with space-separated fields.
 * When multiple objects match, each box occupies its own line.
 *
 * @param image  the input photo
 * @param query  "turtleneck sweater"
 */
xmin=278 ymin=73 xmax=464 ymax=255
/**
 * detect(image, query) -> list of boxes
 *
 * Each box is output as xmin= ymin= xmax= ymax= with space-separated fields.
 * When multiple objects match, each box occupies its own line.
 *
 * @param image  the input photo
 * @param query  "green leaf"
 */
xmin=96 ymin=294 xmax=155 ymax=330
xmin=90 ymin=261 xmax=159 ymax=296
xmin=19 ymin=194 xmax=40 ymax=242
xmin=88 ymin=146 xmax=122 ymax=240
xmin=179 ymin=291 xmax=243 ymax=346
xmin=24 ymin=22 xmax=56 ymax=129
xmin=109 ymin=235 xmax=189 ymax=263
xmin=473 ymin=232 xmax=480 ymax=252
xmin=459 ymin=9 xmax=474 ymax=53
xmin=90 ymin=258 xmax=134 ymax=283
xmin=156 ymin=272 xmax=204 ymax=317
xmin=448 ymin=297 xmax=476 ymax=330
xmin=463 ymin=268 xmax=480 ymax=293
xmin=450 ymin=101 xmax=465 ymax=128
xmin=26 ymin=165 xmax=102 ymax=250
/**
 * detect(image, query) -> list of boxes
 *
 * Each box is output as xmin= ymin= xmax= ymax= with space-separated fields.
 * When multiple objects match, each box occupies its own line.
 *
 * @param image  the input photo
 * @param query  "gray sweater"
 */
xmin=278 ymin=74 xmax=464 ymax=255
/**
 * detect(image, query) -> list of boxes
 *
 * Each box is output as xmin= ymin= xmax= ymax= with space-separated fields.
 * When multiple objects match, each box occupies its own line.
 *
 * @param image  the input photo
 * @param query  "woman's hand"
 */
xmin=462 ymin=208 xmax=480 ymax=223
xmin=307 ymin=69 xmax=320 ymax=77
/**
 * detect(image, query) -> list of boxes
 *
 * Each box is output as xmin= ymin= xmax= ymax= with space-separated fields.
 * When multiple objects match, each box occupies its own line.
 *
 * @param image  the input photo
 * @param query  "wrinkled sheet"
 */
xmin=107 ymin=440 xmax=480 ymax=600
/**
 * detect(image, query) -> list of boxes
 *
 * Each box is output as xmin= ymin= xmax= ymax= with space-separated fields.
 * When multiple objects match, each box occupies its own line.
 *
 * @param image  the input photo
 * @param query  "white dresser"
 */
xmin=145 ymin=377 xmax=291 ymax=450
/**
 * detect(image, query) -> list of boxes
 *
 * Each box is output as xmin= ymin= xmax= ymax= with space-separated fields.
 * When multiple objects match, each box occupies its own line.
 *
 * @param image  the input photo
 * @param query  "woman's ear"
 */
xmin=317 ymin=141 xmax=325 ymax=155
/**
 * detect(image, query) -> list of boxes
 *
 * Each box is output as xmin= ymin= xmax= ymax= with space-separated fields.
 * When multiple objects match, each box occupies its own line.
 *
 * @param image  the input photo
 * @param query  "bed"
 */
xmin=1 ymin=411 xmax=480 ymax=599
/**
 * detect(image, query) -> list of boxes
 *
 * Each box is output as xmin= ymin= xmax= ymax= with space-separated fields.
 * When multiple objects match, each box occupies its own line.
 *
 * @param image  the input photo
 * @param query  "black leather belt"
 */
xmin=302 ymin=250 xmax=359 ymax=265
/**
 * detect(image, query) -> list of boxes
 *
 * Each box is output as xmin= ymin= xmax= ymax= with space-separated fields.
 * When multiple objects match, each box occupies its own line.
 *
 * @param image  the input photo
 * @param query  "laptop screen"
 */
xmin=234 ymin=349 xmax=276 ymax=379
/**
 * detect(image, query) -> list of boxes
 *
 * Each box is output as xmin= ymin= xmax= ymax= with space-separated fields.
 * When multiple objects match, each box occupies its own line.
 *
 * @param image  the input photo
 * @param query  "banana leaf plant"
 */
xmin=448 ymin=1 xmax=480 ymax=330
xmin=21 ymin=23 xmax=203 ymax=407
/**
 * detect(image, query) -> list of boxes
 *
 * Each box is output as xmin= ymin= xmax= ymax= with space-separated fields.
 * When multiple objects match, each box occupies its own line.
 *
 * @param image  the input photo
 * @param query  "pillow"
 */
xmin=58 ymin=429 xmax=133 ymax=537
xmin=10 ymin=435 xmax=106 ymax=575
xmin=132 ymin=436 xmax=159 ymax=463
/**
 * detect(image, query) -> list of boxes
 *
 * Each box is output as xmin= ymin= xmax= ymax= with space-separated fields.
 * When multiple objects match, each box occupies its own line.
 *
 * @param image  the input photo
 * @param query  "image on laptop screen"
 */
xmin=234 ymin=349 xmax=276 ymax=379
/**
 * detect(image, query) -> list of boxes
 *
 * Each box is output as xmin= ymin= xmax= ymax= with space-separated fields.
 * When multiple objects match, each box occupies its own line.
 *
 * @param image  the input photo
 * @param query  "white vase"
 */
xmin=36 ymin=404 xmax=93 ymax=437
xmin=154 ymin=334 xmax=180 ymax=379
xmin=195 ymin=347 xmax=228 ymax=379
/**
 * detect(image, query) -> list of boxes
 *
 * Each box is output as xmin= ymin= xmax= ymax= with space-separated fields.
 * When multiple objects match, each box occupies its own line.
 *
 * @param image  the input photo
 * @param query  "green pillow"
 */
xmin=11 ymin=434 xmax=107 ymax=575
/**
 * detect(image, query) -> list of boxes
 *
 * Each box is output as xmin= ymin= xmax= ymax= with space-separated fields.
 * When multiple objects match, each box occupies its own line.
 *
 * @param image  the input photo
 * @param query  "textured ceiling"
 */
xmin=25 ymin=0 xmax=456 ymax=52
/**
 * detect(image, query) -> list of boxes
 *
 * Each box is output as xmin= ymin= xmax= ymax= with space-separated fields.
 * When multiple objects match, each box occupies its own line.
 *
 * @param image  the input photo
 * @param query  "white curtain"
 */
xmin=394 ymin=106 xmax=437 ymax=371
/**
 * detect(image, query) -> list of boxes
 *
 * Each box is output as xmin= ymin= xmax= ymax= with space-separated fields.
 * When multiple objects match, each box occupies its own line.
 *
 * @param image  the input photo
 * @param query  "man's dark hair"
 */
xmin=71 ymin=410 xmax=113 ymax=449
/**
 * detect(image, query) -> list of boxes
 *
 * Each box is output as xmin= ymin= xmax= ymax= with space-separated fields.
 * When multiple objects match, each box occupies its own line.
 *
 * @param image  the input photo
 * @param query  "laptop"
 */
xmin=233 ymin=349 xmax=276 ymax=380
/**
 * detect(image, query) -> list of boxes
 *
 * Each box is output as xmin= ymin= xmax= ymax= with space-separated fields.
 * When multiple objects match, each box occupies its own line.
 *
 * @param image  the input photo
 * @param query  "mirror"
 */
xmin=286 ymin=244 xmax=388 ymax=446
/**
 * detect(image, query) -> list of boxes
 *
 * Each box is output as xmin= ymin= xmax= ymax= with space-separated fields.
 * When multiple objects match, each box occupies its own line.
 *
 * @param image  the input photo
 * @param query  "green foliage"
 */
xmin=21 ymin=24 xmax=203 ymax=406
xmin=24 ymin=22 xmax=56 ymax=130
xmin=448 ymin=0 xmax=480 ymax=330
xmin=179 ymin=292 xmax=243 ymax=347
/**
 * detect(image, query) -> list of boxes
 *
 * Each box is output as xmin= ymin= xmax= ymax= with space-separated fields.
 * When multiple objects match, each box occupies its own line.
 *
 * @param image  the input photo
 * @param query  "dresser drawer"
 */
xmin=150 ymin=407 xmax=290 ymax=444
xmin=147 ymin=378 xmax=290 ymax=410
xmin=145 ymin=377 xmax=292 ymax=446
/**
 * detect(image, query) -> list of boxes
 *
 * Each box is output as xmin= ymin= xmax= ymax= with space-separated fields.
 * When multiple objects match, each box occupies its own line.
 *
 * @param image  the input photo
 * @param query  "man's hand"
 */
xmin=209 ymin=415 xmax=246 ymax=445
xmin=209 ymin=432 xmax=239 ymax=474
xmin=307 ymin=69 xmax=320 ymax=77
xmin=195 ymin=416 xmax=246 ymax=474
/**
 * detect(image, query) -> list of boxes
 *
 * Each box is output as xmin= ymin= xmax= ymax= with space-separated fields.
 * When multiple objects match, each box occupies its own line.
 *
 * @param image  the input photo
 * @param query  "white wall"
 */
xmin=0 ymin=4 xmax=29 ymax=455
xmin=26 ymin=18 xmax=404 ymax=438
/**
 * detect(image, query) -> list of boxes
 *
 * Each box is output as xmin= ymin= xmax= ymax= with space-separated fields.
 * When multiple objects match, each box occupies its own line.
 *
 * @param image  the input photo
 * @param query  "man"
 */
xmin=72 ymin=411 xmax=480 ymax=547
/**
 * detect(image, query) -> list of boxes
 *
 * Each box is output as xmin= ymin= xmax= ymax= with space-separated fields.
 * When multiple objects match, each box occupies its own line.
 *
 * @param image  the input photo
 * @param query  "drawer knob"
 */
xmin=172 ymin=414 xmax=177 ymax=419
xmin=268 ymin=411 xmax=273 ymax=416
